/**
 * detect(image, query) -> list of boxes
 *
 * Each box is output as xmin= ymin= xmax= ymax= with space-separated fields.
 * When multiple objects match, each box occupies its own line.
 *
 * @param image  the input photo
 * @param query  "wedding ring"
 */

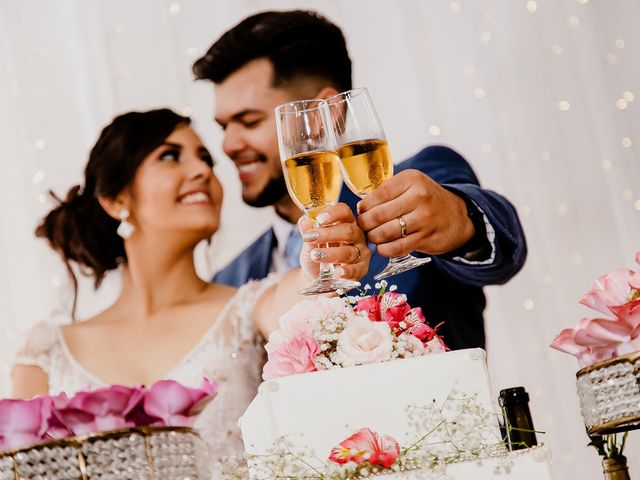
xmin=398 ymin=216 xmax=408 ymax=238
xmin=352 ymin=245 xmax=362 ymax=263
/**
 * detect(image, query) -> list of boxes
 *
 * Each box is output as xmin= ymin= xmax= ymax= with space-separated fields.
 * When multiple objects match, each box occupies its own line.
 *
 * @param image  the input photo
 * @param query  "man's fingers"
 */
xmin=365 ymin=210 xmax=432 ymax=246
xmin=356 ymin=173 xmax=413 ymax=214
xmin=357 ymin=191 xmax=416 ymax=233
xmin=375 ymin=233 xmax=425 ymax=258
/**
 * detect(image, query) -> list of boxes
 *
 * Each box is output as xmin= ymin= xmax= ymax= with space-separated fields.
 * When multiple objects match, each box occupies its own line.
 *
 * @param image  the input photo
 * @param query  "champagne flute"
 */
xmin=327 ymin=88 xmax=431 ymax=280
xmin=275 ymin=98 xmax=361 ymax=295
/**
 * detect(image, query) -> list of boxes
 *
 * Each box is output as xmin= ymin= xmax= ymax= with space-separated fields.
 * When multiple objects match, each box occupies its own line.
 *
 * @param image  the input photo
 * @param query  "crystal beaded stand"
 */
xmin=576 ymin=351 xmax=640 ymax=435
xmin=0 ymin=426 xmax=210 ymax=480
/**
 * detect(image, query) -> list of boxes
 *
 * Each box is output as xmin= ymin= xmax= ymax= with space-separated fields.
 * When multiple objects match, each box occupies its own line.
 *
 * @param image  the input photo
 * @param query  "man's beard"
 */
xmin=243 ymin=172 xmax=289 ymax=208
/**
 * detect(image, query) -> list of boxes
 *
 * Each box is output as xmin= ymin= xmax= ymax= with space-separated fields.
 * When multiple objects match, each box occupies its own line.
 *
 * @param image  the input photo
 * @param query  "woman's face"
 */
xmin=126 ymin=124 xmax=223 ymax=242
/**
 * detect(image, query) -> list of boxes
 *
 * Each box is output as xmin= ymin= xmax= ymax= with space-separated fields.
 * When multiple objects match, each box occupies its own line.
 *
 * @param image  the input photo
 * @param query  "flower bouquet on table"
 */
xmin=262 ymin=282 xmax=448 ymax=379
xmin=0 ymin=378 xmax=217 ymax=480
xmin=550 ymin=251 xmax=640 ymax=434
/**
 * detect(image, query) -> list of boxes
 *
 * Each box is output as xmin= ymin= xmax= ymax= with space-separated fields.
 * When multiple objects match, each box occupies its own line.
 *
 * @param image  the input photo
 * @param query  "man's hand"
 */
xmin=356 ymin=169 xmax=475 ymax=258
xmin=298 ymin=203 xmax=371 ymax=280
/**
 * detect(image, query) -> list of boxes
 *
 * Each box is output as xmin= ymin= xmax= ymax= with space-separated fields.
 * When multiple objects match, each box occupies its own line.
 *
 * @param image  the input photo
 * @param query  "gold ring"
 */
xmin=352 ymin=245 xmax=362 ymax=263
xmin=398 ymin=216 xmax=408 ymax=238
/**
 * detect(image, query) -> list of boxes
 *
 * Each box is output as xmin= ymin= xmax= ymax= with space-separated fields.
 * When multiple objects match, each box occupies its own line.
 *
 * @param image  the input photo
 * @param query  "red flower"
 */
xmin=328 ymin=428 xmax=400 ymax=469
xmin=354 ymin=295 xmax=381 ymax=322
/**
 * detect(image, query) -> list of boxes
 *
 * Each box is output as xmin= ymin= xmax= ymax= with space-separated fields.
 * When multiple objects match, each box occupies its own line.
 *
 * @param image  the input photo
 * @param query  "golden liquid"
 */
xmin=284 ymin=151 xmax=342 ymax=221
xmin=337 ymin=139 xmax=393 ymax=198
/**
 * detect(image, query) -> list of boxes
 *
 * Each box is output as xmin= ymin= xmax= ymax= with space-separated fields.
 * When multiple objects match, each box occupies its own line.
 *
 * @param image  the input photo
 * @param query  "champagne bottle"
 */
xmin=498 ymin=387 xmax=537 ymax=450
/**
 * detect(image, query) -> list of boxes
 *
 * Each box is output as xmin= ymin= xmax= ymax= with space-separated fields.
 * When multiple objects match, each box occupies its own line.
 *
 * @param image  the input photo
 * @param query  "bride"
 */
xmin=10 ymin=108 xmax=370 ymax=468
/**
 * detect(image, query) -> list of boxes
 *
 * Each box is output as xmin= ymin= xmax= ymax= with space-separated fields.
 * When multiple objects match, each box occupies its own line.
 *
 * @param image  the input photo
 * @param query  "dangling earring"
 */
xmin=117 ymin=209 xmax=135 ymax=239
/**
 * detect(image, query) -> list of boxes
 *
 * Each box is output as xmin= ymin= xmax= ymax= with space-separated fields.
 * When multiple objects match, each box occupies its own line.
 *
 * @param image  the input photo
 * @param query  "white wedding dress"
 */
xmin=12 ymin=277 xmax=277 ymax=475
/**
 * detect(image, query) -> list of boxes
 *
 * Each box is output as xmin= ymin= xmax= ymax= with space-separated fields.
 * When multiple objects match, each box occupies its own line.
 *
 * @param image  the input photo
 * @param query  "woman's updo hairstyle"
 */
xmin=36 ymin=108 xmax=190 ymax=315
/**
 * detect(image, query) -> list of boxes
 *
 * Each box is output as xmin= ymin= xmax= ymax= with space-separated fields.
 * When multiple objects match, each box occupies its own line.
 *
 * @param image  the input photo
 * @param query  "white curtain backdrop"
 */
xmin=1 ymin=1 xmax=639 ymax=478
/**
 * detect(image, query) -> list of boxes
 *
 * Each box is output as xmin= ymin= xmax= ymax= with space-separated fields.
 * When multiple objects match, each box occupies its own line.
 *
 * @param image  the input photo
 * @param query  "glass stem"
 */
xmin=388 ymin=254 xmax=414 ymax=264
xmin=318 ymin=243 xmax=338 ymax=279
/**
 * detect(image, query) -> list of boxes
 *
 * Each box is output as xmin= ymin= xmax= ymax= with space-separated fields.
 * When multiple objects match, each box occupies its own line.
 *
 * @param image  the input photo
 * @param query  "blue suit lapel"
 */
xmin=248 ymin=228 xmax=277 ymax=280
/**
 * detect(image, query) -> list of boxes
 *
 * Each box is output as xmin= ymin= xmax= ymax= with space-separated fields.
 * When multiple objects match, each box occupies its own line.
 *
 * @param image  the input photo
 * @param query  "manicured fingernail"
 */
xmin=303 ymin=231 xmax=320 ymax=241
xmin=337 ymin=267 xmax=346 ymax=276
xmin=356 ymin=201 xmax=362 ymax=215
xmin=316 ymin=213 xmax=330 ymax=225
xmin=310 ymin=249 xmax=327 ymax=261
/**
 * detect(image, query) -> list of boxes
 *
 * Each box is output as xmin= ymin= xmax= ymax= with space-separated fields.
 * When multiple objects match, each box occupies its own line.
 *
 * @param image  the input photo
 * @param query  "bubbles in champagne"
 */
xmin=337 ymin=139 xmax=393 ymax=198
xmin=284 ymin=151 xmax=342 ymax=220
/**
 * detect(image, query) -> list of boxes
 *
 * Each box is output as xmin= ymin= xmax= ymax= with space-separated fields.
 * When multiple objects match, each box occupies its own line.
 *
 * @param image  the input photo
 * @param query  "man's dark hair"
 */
xmin=193 ymin=10 xmax=352 ymax=91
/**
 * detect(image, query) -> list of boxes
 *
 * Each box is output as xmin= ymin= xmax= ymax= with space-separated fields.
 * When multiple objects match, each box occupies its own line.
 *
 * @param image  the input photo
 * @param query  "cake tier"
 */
xmin=241 ymin=348 xmax=531 ymax=479
xmin=373 ymin=446 xmax=552 ymax=479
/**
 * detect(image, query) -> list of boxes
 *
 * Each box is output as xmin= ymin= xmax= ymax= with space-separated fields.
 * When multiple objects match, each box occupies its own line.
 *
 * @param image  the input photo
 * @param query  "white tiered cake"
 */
xmin=240 ymin=349 xmax=553 ymax=479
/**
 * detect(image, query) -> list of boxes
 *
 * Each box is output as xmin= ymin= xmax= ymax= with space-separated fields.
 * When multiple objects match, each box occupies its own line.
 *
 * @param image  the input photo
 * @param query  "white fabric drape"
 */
xmin=1 ymin=1 xmax=638 ymax=478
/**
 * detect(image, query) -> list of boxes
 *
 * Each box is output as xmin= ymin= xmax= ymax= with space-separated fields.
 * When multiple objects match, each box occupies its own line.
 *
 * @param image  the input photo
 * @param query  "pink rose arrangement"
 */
xmin=263 ymin=282 xmax=447 ymax=379
xmin=551 ymin=251 xmax=640 ymax=367
xmin=329 ymin=428 xmax=400 ymax=469
xmin=0 ymin=378 xmax=217 ymax=451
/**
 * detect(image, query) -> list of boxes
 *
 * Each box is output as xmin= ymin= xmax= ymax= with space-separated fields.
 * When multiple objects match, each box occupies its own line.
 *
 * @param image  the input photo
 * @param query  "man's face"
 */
xmin=214 ymin=58 xmax=299 ymax=208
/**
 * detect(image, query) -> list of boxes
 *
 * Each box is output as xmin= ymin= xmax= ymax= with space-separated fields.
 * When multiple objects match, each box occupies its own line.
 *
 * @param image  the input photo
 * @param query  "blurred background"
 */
xmin=1 ymin=1 xmax=639 ymax=477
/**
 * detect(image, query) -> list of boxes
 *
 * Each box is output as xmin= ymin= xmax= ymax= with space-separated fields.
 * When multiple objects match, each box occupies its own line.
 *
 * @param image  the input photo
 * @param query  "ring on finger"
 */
xmin=352 ymin=245 xmax=362 ymax=263
xmin=397 ymin=216 xmax=408 ymax=238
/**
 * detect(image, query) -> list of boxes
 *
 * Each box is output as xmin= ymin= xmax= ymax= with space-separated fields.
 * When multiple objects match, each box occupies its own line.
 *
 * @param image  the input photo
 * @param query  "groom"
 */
xmin=193 ymin=10 xmax=527 ymax=350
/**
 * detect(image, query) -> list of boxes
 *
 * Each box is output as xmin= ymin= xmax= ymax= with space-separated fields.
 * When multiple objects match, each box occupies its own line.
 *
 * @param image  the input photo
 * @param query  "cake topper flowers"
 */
xmin=263 ymin=282 xmax=448 ymax=379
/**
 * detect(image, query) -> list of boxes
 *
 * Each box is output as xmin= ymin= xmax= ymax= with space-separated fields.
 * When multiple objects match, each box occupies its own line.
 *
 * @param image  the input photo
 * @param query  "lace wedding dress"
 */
xmin=12 ymin=277 xmax=277 ymax=475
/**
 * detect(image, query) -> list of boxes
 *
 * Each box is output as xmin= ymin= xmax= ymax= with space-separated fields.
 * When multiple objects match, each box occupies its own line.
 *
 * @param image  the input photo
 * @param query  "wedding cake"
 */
xmin=239 ymin=293 xmax=553 ymax=479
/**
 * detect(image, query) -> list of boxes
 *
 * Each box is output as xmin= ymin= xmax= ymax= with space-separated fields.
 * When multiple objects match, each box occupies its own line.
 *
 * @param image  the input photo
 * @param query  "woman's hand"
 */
xmin=298 ymin=203 xmax=371 ymax=282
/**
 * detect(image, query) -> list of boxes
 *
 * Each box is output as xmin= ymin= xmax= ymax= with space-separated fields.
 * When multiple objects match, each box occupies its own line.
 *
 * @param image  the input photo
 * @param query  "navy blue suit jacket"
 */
xmin=214 ymin=146 xmax=527 ymax=350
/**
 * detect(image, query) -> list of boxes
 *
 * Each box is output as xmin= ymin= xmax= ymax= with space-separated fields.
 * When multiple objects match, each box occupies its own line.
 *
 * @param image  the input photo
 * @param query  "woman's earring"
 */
xmin=117 ymin=209 xmax=135 ymax=239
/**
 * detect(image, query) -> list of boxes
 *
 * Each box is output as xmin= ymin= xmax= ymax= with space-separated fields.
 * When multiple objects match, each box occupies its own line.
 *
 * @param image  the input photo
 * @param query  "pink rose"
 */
xmin=263 ymin=332 xmax=320 ymax=380
xmin=55 ymin=385 xmax=145 ymax=435
xmin=143 ymin=378 xmax=218 ymax=427
xmin=268 ymin=297 xmax=349 ymax=345
xmin=580 ymin=269 xmax=636 ymax=317
xmin=0 ymin=396 xmax=53 ymax=450
xmin=337 ymin=317 xmax=393 ymax=366
xmin=329 ymin=428 xmax=400 ymax=468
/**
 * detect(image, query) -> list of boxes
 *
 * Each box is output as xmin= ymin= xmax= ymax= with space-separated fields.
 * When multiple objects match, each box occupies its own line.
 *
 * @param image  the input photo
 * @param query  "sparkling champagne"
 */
xmin=337 ymin=139 xmax=393 ymax=197
xmin=284 ymin=151 xmax=342 ymax=221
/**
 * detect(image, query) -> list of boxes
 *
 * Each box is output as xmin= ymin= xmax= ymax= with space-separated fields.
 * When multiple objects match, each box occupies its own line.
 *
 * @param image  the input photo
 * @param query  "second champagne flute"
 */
xmin=327 ymin=88 xmax=431 ymax=280
xmin=275 ymin=98 xmax=361 ymax=295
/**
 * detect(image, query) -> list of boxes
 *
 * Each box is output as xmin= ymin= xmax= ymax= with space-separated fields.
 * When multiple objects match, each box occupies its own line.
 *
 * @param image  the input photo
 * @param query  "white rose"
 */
xmin=337 ymin=317 xmax=393 ymax=366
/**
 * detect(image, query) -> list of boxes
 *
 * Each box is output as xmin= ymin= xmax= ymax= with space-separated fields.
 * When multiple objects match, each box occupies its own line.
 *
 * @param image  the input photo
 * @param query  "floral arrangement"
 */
xmin=230 ymin=390 xmax=509 ymax=480
xmin=0 ymin=378 xmax=217 ymax=452
xmin=550 ymin=251 xmax=640 ymax=367
xmin=263 ymin=282 xmax=447 ymax=379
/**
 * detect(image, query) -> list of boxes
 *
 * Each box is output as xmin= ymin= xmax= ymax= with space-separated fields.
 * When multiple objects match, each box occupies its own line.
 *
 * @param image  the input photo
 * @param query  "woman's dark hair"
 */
xmin=193 ymin=10 xmax=352 ymax=92
xmin=36 ymin=108 xmax=190 ymax=318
